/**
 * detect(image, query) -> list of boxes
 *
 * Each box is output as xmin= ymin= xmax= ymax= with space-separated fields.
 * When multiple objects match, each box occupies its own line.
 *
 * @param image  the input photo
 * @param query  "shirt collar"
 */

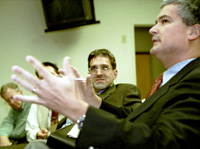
xmin=161 ymin=58 xmax=196 ymax=86
xmin=97 ymin=84 xmax=114 ymax=95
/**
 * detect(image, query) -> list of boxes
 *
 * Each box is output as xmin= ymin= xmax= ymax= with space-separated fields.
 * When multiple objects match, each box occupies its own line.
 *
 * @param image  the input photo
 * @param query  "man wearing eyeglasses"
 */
xmin=87 ymin=49 xmax=141 ymax=111
xmin=0 ymin=82 xmax=31 ymax=146
xmin=23 ymin=49 xmax=141 ymax=148
xmin=56 ymin=49 xmax=141 ymax=129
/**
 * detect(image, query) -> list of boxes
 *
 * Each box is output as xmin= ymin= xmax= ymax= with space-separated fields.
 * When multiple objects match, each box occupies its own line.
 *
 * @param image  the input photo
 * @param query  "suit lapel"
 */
xmin=98 ymin=84 xmax=116 ymax=100
xmin=127 ymin=82 xmax=169 ymax=120
xmin=127 ymin=58 xmax=200 ymax=120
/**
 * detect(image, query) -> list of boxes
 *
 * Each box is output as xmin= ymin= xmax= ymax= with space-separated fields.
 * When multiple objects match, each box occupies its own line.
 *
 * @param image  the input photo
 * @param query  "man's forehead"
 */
xmin=90 ymin=56 xmax=111 ymax=66
xmin=157 ymin=4 xmax=179 ymax=20
xmin=3 ymin=88 xmax=14 ymax=98
xmin=5 ymin=87 xmax=14 ymax=93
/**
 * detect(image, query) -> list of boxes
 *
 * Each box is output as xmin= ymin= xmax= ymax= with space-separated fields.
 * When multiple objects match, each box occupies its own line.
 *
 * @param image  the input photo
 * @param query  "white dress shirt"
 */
xmin=25 ymin=104 xmax=63 ymax=142
xmin=161 ymin=58 xmax=195 ymax=87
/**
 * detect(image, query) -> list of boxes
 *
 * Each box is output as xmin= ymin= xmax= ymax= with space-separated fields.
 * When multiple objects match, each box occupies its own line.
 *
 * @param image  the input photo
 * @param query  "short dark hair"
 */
xmin=88 ymin=49 xmax=117 ymax=70
xmin=35 ymin=62 xmax=59 ymax=78
xmin=0 ymin=82 xmax=19 ymax=98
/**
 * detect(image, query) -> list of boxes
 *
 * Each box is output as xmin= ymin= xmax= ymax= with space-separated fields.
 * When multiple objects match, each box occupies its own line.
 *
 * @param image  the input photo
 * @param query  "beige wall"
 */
xmin=0 ymin=0 xmax=163 ymax=123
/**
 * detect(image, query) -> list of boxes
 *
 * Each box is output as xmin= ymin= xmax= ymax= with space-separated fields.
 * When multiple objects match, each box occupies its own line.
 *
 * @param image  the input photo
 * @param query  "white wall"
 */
xmin=0 ymin=0 xmax=162 ymax=123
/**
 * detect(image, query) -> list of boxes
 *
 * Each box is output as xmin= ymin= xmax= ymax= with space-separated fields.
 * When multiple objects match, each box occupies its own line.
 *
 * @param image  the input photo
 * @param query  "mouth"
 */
xmin=152 ymin=37 xmax=160 ymax=43
xmin=95 ymin=78 xmax=105 ymax=82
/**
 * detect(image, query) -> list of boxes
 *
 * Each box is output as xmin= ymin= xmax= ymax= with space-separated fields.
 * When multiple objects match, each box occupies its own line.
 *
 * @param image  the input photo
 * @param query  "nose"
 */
xmin=96 ymin=68 xmax=103 ymax=75
xmin=149 ymin=24 xmax=158 ymax=35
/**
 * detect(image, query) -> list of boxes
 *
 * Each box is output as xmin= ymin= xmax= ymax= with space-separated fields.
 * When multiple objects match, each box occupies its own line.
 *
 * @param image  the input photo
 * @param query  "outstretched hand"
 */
xmin=11 ymin=56 xmax=88 ymax=122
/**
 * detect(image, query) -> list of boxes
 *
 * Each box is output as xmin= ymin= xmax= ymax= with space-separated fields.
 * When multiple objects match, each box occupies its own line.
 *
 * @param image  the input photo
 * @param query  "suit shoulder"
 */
xmin=116 ymin=83 xmax=138 ymax=88
xmin=115 ymin=83 xmax=140 ymax=92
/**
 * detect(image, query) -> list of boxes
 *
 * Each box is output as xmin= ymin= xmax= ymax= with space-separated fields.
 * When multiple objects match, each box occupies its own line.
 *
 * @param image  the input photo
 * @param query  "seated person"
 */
xmin=0 ymin=82 xmax=31 ymax=146
xmin=57 ymin=49 xmax=141 ymax=128
xmin=25 ymin=62 xmax=64 ymax=142
xmin=88 ymin=49 xmax=141 ymax=109
xmin=12 ymin=1 xmax=200 ymax=148
xmin=25 ymin=49 xmax=142 ymax=148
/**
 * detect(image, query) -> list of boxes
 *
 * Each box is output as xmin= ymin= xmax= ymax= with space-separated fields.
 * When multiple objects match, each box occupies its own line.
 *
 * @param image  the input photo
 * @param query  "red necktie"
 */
xmin=50 ymin=111 xmax=58 ymax=132
xmin=146 ymin=73 xmax=163 ymax=99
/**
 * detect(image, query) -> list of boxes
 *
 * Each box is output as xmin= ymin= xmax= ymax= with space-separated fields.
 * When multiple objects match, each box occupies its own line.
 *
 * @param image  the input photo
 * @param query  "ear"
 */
xmin=113 ymin=69 xmax=118 ymax=80
xmin=188 ymin=24 xmax=200 ymax=41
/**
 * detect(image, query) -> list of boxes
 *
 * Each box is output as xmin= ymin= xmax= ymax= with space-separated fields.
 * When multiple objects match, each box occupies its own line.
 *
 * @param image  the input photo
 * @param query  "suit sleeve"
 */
xmin=100 ymin=100 xmax=132 ymax=118
xmin=76 ymin=106 xmax=152 ymax=148
xmin=77 ymin=96 xmax=200 ymax=149
xmin=76 ymin=70 xmax=200 ymax=148
xmin=122 ymin=84 xmax=141 ymax=110
xmin=99 ymin=84 xmax=142 ymax=118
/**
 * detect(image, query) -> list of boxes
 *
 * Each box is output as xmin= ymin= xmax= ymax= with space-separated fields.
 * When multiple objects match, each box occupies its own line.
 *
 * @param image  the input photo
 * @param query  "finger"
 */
xmin=85 ymin=74 xmax=102 ymax=107
xmin=26 ymin=56 xmax=51 ymax=82
xmin=71 ymin=66 xmax=82 ymax=78
xmin=86 ymin=74 xmax=94 ymax=93
xmin=63 ymin=56 xmax=74 ymax=78
xmin=71 ymin=66 xmax=86 ymax=99
xmin=58 ymin=69 xmax=65 ymax=75
xmin=11 ymin=75 xmax=35 ymax=93
xmin=12 ymin=66 xmax=38 ymax=91
xmin=13 ymin=95 xmax=45 ymax=105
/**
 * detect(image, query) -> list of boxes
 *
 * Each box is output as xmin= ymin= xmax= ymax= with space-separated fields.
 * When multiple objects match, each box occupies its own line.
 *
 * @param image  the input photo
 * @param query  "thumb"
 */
xmin=86 ymin=74 xmax=95 ymax=95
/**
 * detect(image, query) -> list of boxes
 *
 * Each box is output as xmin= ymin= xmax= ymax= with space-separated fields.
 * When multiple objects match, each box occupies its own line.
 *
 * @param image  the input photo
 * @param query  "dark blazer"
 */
xmin=99 ymin=83 xmax=141 ymax=110
xmin=57 ymin=83 xmax=141 ymax=129
xmin=77 ymin=58 xmax=200 ymax=149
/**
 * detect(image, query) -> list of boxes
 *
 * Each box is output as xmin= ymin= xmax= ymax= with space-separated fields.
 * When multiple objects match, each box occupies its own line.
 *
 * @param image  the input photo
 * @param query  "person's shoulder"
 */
xmin=116 ymin=83 xmax=137 ymax=88
xmin=115 ymin=83 xmax=141 ymax=98
xmin=115 ymin=83 xmax=139 ymax=91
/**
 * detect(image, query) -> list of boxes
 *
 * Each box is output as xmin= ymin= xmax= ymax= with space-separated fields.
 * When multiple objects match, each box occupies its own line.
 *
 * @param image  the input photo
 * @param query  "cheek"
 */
xmin=90 ymin=74 xmax=97 ymax=82
xmin=106 ymin=73 xmax=114 ymax=80
xmin=164 ymin=26 xmax=186 ymax=41
xmin=91 ymin=74 xmax=96 ymax=79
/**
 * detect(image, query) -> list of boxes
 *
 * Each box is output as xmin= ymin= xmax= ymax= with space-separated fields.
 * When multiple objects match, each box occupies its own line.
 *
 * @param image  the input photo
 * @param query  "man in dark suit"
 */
xmin=87 ymin=49 xmax=141 ymax=110
xmin=57 ymin=49 xmax=141 ymax=129
xmin=12 ymin=0 xmax=200 ymax=148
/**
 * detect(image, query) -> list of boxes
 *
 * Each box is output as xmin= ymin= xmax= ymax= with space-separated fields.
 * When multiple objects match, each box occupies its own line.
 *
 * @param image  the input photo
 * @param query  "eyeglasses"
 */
xmin=89 ymin=65 xmax=111 ymax=73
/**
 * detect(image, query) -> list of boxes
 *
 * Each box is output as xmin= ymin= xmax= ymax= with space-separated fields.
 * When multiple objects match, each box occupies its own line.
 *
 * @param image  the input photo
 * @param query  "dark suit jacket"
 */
xmin=99 ymin=83 xmax=141 ymax=110
xmin=77 ymin=58 xmax=200 ymax=149
xmin=57 ymin=84 xmax=141 ymax=129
